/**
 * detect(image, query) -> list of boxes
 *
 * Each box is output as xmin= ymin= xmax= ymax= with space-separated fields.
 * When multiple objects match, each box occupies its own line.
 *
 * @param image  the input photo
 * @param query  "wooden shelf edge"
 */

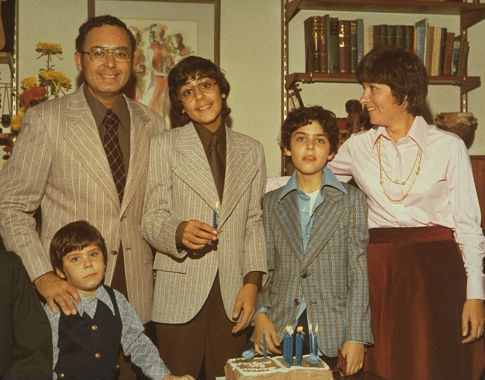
xmin=286 ymin=72 xmax=480 ymax=92
xmin=285 ymin=0 xmax=485 ymax=24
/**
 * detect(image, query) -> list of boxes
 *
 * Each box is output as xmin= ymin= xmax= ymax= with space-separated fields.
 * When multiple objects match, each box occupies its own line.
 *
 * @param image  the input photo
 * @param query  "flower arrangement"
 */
xmin=2 ymin=42 xmax=71 ymax=167
xmin=17 ymin=42 xmax=72 ymax=118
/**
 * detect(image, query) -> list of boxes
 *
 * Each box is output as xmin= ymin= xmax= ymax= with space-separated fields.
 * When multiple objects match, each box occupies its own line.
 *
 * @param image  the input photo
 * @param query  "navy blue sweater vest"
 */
xmin=55 ymin=286 xmax=122 ymax=380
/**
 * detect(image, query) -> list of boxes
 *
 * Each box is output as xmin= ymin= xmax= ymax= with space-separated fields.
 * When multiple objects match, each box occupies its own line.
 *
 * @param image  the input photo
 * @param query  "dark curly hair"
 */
xmin=168 ymin=56 xmax=231 ymax=127
xmin=356 ymin=47 xmax=428 ymax=116
xmin=75 ymin=15 xmax=136 ymax=57
xmin=280 ymin=106 xmax=339 ymax=155
xmin=50 ymin=220 xmax=108 ymax=272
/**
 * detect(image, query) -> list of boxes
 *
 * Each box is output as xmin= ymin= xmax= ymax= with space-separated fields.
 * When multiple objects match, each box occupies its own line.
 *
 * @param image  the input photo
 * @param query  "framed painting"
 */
xmin=87 ymin=0 xmax=220 ymax=126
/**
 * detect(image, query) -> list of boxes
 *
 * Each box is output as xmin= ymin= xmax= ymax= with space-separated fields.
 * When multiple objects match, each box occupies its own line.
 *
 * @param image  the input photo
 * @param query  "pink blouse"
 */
xmin=328 ymin=116 xmax=485 ymax=299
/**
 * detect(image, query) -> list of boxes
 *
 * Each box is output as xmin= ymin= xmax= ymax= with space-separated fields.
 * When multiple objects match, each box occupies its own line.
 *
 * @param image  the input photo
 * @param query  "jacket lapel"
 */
xmin=301 ymin=186 xmax=346 ymax=272
xmin=64 ymin=88 xmax=119 ymax=206
xmin=172 ymin=125 xmax=220 ymax=210
xmin=121 ymin=98 xmax=153 ymax=213
xmin=217 ymin=128 xmax=259 ymax=228
xmin=275 ymin=191 xmax=305 ymax=263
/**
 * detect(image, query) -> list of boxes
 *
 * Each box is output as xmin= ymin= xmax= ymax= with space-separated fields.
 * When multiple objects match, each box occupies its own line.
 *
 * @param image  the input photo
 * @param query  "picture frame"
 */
xmin=87 ymin=0 xmax=220 ymax=126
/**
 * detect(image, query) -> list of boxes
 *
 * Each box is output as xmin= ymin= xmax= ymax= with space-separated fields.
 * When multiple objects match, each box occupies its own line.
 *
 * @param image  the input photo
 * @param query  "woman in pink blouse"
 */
xmin=328 ymin=47 xmax=484 ymax=380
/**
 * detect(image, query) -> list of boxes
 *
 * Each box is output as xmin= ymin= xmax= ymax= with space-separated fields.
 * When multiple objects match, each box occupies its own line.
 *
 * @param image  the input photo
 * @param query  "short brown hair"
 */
xmin=280 ymin=106 xmax=339 ymax=155
xmin=356 ymin=47 xmax=428 ymax=116
xmin=50 ymin=221 xmax=107 ymax=272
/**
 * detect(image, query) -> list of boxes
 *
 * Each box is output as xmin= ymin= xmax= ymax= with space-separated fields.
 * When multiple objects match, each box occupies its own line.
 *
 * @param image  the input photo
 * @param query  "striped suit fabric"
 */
xmin=0 ymin=86 xmax=165 ymax=323
xmin=142 ymin=123 xmax=268 ymax=323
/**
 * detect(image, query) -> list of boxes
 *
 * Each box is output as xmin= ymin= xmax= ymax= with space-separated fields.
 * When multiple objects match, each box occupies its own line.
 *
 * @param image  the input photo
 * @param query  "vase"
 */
xmin=434 ymin=112 xmax=478 ymax=149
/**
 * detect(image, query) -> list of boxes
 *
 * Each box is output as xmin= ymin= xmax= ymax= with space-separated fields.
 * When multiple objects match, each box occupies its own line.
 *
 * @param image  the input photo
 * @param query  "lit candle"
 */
xmin=295 ymin=326 xmax=304 ymax=366
xmin=313 ymin=324 xmax=319 ymax=357
xmin=283 ymin=325 xmax=293 ymax=366
xmin=262 ymin=331 xmax=268 ymax=360
xmin=212 ymin=201 xmax=220 ymax=229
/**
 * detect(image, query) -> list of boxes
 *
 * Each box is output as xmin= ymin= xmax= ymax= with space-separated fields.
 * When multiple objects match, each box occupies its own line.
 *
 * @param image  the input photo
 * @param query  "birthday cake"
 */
xmin=224 ymin=355 xmax=333 ymax=380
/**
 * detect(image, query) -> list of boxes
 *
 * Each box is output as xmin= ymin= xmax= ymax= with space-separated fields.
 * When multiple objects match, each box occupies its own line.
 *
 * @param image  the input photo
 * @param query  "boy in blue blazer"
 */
xmin=254 ymin=106 xmax=373 ymax=376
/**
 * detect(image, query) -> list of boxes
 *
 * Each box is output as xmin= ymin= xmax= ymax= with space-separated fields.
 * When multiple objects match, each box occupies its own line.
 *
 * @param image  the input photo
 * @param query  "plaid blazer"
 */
xmin=257 ymin=182 xmax=373 ymax=357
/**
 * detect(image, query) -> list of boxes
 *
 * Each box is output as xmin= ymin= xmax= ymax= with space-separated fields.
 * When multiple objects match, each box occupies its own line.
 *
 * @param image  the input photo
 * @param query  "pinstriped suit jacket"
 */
xmin=142 ymin=123 xmax=267 ymax=323
xmin=257 ymin=182 xmax=373 ymax=357
xmin=0 ymin=86 xmax=165 ymax=323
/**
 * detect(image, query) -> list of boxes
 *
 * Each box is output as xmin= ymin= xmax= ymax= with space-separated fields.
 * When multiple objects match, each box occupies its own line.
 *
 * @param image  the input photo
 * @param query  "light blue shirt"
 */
xmin=44 ymin=286 xmax=170 ymax=380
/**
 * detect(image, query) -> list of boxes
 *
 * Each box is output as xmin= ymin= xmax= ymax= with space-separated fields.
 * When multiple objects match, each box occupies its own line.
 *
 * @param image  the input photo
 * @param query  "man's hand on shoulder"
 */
xmin=34 ymin=272 xmax=81 ymax=315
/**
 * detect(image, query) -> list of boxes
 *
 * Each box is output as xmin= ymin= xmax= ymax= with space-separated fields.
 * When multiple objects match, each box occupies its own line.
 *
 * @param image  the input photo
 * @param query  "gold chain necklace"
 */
xmin=377 ymin=137 xmax=422 ymax=203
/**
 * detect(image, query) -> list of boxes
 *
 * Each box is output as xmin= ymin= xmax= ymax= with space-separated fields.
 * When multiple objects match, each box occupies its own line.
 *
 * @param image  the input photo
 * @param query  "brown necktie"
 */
xmin=102 ymin=109 xmax=126 ymax=202
xmin=207 ymin=134 xmax=225 ymax=201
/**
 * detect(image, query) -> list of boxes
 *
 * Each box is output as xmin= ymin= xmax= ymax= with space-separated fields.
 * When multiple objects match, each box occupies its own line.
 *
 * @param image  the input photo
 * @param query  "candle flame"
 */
xmin=215 ymin=200 xmax=220 ymax=210
xmin=314 ymin=324 xmax=318 ymax=334
xmin=285 ymin=325 xmax=293 ymax=334
xmin=297 ymin=325 xmax=304 ymax=334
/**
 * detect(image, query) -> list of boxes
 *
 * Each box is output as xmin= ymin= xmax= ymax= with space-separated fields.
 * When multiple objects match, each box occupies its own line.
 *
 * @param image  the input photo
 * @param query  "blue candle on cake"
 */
xmin=283 ymin=325 xmax=293 ymax=366
xmin=262 ymin=331 xmax=268 ymax=360
xmin=313 ymin=324 xmax=319 ymax=357
xmin=295 ymin=326 xmax=304 ymax=366
xmin=309 ymin=323 xmax=314 ymax=356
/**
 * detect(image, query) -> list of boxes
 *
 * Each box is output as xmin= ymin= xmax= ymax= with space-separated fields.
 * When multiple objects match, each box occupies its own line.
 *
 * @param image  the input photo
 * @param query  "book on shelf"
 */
xmin=395 ymin=25 xmax=405 ymax=49
xmin=318 ymin=16 xmax=328 ymax=72
xmin=415 ymin=18 xmax=429 ymax=65
xmin=356 ymin=18 xmax=364 ymax=66
xmin=326 ymin=15 xmax=339 ymax=74
xmin=364 ymin=24 xmax=374 ymax=55
xmin=304 ymin=16 xmax=321 ymax=72
xmin=450 ymin=35 xmax=461 ymax=75
xmin=442 ymin=31 xmax=455 ymax=76
xmin=405 ymin=25 xmax=414 ymax=53
xmin=438 ymin=27 xmax=447 ymax=75
xmin=350 ymin=20 xmax=358 ymax=73
xmin=387 ymin=24 xmax=396 ymax=47
xmin=457 ymin=35 xmax=469 ymax=76
xmin=425 ymin=25 xmax=434 ymax=73
xmin=338 ymin=19 xmax=351 ymax=74
xmin=429 ymin=26 xmax=442 ymax=76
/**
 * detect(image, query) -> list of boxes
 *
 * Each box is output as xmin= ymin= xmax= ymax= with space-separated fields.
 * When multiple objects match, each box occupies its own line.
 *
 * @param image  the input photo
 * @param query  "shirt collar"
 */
xmin=75 ymin=286 xmax=115 ymax=316
xmin=370 ymin=115 xmax=428 ymax=154
xmin=83 ymin=84 xmax=130 ymax=131
xmin=278 ymin=166 xmax=346 ymax=201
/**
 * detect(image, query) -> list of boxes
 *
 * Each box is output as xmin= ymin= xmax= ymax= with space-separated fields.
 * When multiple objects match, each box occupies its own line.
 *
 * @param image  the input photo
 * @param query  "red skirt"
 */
xmin=363 ymin=226 xmax=485 ymax=380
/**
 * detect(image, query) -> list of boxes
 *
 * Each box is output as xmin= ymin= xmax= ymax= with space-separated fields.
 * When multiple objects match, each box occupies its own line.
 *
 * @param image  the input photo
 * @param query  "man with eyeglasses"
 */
xmin=0 ymin=15 xmax=165 ymax=379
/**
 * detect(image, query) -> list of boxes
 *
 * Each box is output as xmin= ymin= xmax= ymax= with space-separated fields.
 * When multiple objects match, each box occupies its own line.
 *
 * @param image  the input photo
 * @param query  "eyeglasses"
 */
xmin=81 ymin=47 xmax=132 ymax=63
xmin=179 ymin=79 xmax=217 ymax=103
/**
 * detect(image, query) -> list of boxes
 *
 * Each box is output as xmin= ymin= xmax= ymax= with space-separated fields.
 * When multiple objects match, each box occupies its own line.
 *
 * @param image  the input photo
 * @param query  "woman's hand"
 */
xmin=461 ymin=299 xmax=485 ymax=343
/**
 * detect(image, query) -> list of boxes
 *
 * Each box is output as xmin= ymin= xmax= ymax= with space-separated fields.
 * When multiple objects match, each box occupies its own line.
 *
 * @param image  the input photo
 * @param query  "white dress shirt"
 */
xmin=328 ymin=116 xmax=485 ymax=299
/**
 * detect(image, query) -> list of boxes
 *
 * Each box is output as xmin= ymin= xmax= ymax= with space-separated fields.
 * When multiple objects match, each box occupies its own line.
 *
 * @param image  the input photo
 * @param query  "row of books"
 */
xmin=304 ymin=15 xmax=470 ymax=77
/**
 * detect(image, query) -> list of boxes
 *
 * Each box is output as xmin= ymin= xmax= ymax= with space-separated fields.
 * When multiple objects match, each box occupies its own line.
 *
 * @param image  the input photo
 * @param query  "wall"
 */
xmin=17 ymin=0 xmax=485 ymax=177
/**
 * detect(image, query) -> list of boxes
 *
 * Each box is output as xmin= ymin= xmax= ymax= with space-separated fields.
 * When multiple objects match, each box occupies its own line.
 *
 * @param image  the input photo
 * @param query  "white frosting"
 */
xmin=226 ymin=355 xmax=330 ymax=377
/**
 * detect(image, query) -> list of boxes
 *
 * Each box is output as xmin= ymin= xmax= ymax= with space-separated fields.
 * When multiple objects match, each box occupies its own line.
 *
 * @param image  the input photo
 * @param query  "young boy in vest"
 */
xmin=253 ymin=106 xmax=373 ymax=376
xmin=45 ymin=220 xmax=194 ymax=380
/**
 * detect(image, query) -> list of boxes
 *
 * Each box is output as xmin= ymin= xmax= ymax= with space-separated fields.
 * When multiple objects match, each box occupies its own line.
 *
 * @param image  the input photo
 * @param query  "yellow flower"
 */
xmin=11 ymin=113 xmax=23 ymax=132
xmin=39 ymin=69 xmax=72 ymax=97
xmin=21 ymin=76 xmax=38 ymax=90
xmin=36 ymin=42 xmax=63 ymax=56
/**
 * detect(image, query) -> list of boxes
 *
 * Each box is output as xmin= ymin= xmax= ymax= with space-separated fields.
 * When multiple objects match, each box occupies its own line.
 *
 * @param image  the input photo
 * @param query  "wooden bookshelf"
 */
xmin=281 ymin=0 xmax=485 ymax=174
